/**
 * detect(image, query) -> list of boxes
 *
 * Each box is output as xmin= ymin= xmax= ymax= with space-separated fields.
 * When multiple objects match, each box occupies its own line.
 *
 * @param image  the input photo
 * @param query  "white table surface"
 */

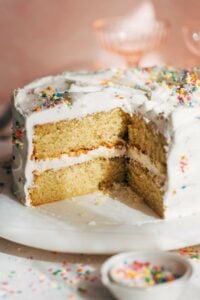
xmin=0 ymin=237 xmax=199 ymax=300
xmin=0 ymin=237 xmax=111 ymax=300
xmin=0 ymin=237 xmax=200 ymax=300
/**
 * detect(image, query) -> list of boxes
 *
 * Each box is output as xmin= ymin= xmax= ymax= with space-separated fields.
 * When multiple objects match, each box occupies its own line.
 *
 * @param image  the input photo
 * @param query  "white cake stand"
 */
xmin=0 ymin=141 xmax=200 ymax=254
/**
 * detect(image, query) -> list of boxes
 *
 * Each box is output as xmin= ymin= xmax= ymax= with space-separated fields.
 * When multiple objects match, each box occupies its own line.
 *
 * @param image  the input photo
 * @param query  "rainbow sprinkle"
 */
xmin=34 ymin=86 xmax=73 ymax=111
xmin=143 ymin=66 xmax=200 ymax=106
xmin=180 ymin=155 xmax=189 ymax=173
xmin=179 ymin=247 xmax=200 ymax=261
xmin=172 ymin=189 xmax=177 ymax=195
xmin=110 ymin=260 xmax=181 ymax=288
xmin=12 ymin=121 xmax=25 ymax=149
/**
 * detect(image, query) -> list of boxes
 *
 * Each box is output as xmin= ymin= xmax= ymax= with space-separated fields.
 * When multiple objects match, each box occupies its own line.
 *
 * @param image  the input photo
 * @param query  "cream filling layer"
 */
xmin=27 ymin=144 xmax=165 ymax=178
xmin=127 ymin=146 xmax=166 ymax=179
xmin=27 ymin=146 xmax=126 ymax=174
xmin=22 ymin=146 xmax=126 ymax=206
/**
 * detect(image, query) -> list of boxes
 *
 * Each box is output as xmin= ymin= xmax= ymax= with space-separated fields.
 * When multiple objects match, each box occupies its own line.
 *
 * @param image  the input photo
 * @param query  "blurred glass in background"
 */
xmin=93 ymin=16 xmax=169 ymax=67
xmin=182 ymin=21 xmax=200 ymax=59
xmin=0 ymin=0 xmax=199 ymax=108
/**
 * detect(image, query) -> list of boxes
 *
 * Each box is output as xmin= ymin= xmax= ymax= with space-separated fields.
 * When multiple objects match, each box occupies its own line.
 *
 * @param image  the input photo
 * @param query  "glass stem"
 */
xmin=126 ymin=55 xmax=141 ymax=67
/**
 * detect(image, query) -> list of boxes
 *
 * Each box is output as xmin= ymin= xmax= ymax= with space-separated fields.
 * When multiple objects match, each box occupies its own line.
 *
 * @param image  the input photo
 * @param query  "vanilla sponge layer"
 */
xmin=29 ymin=157 xmax=125 ymax=205
xmin=33 ymin=108 xmax=129 ymax=160
xmin=128 ymin=114 xmax=167 ymax=174
xmin=28 ymin=110 xmax=167 ymax=217
xmin=128 ymin=159 xmax=165 ymax=218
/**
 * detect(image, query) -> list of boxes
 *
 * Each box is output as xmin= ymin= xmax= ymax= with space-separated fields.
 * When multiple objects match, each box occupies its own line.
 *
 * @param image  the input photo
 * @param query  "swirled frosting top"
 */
xmin=14 ymin=66 xmax=200 ymax=121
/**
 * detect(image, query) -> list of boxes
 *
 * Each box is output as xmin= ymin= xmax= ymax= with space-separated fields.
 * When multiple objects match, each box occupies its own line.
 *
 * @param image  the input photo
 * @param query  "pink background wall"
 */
xmin=0 ymin=0 xmax=199 ymax=104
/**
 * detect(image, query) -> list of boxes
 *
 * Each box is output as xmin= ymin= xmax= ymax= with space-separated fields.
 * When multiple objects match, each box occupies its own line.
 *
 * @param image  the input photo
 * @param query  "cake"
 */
xmin=12 ymin=66 xmax=200 ymax=219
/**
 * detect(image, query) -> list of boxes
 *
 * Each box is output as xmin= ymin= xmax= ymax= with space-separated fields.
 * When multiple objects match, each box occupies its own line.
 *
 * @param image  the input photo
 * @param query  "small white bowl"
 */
xmin=101 ymin=251 xmax=193 ymax=300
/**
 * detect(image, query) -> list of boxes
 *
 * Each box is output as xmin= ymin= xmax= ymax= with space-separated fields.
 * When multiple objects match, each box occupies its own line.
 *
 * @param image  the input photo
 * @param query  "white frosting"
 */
xmin=164 ymin=107 xmax=200 ymax=218
xmin=29 ymin=146 xmax=126 ymax=172
xmin=12 ymin=66 xmax=200 ymax=218
xmin=127 ymin=146 xmax=165 ymax=178
xmin=12 ymin=144 xmax=126 ymax=206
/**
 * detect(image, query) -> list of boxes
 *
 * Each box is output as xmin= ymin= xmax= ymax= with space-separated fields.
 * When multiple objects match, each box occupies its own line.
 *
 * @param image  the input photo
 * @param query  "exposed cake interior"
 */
xmin=29 ymin=109 xmax=167 ymax=217
xmin=33 ymin=108 xmax=129 ymax=159
xmin=12 ymin=67 xmax=200 ymax=219
xmin=127 ymin=115 xmax=167 ymax=217
xmin=29 ymin=157 xmax=125 ymax=205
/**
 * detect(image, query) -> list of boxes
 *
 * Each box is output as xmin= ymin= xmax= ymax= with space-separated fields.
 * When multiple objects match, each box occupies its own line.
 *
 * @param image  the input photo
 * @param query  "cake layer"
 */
xmin=128 ymin=159 xmax=165 ymax=218
xmin=29 ymin=146 xmax=126 ymax=173
xmin=29 ymin=157 xmax=125 ymax=205
xmin=127 ymin=145 xmax=166 ymax=178
xmin=33 ymin=108 xmax=129 ymax=160
xmin=12 ymin=67 xmax=200 ymax=219
xmin=128 ymin=114 xmax=167 ymax=174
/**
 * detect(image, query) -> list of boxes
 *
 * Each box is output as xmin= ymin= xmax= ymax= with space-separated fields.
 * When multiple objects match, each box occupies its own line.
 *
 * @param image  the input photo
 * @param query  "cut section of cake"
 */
xmin=127 ymin=114 xmax=167 ymax=217
xmin=32 ymin=108 xmax=129 ymax=159
xmin=12 ymin=67 xmax=200 ymax=219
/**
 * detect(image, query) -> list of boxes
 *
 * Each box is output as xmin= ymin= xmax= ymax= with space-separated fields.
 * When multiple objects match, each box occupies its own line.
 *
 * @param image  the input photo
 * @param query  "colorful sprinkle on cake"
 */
xmin=34 ymin=86 xmax=73 ymax=112
xmin=12 ymin=121 xmax=25 ymax=149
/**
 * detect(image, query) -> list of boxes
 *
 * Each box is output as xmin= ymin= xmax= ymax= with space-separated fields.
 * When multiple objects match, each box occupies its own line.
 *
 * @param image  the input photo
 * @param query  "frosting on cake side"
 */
xmin=12 ymin=66 xmax=200 ymax=218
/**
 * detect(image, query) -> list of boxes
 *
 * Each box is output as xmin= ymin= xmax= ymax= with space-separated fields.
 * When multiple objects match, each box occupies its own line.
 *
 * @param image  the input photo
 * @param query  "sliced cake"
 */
xmin=12 ymin=67 xmax=200 ymax=218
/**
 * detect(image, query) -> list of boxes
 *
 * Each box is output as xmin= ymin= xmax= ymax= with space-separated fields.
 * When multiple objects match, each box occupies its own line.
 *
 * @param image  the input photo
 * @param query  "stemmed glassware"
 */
xmin=182 ymin=21 xmax=200 ymax=58
xmin=93 ymin=16 xmax=169 ymax=67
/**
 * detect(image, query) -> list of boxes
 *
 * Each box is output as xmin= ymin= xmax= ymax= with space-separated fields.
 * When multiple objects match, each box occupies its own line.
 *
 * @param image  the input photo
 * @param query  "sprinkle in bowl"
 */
xmin=101 ymin=251 xmax=193 ymax=300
